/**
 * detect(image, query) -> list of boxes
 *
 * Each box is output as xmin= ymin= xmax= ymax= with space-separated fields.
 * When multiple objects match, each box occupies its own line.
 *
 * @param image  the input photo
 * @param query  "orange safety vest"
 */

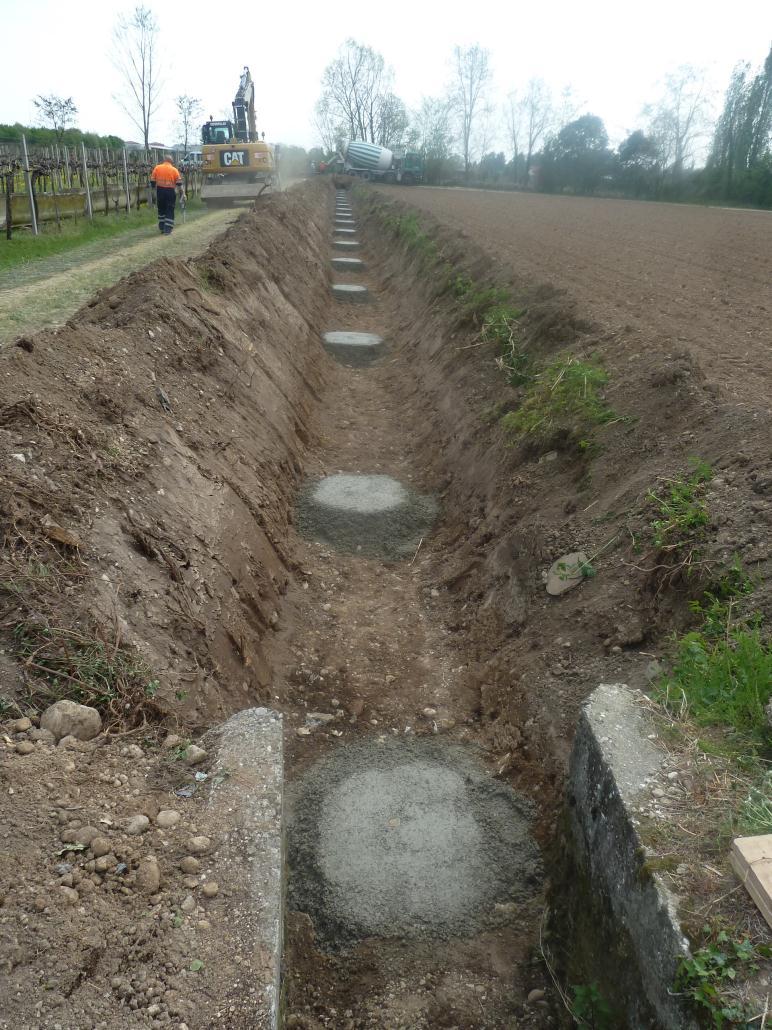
xmin=150 ymin=161 xmax=182 ymax=188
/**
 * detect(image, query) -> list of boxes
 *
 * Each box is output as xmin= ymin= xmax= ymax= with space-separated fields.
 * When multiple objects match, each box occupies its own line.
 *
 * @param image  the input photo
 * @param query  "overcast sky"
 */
xmin=1 ymin=0 xmax=769 ymax=151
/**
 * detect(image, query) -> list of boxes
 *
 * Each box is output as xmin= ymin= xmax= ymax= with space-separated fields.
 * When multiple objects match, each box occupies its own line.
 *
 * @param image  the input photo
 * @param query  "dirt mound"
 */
xmin=1 ymin=181 xmax=331 ymax=730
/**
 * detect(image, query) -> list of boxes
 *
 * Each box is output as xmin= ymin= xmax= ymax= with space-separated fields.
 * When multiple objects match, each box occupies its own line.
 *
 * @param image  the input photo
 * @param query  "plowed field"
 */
xmin=378 ymin=186 xmax=772 ymax=411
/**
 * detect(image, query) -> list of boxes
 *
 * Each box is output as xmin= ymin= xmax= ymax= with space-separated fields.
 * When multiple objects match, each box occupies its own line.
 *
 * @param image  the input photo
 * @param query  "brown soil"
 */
xmin=379 ymin=186 xmax=772 ymax=412
xmin=0 ymin=177 xmax=769 ymax=1028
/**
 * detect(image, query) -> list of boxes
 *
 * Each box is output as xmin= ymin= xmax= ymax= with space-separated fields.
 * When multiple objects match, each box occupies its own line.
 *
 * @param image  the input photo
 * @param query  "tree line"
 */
xmin=316 ymin=40 xmax=772 ymax=208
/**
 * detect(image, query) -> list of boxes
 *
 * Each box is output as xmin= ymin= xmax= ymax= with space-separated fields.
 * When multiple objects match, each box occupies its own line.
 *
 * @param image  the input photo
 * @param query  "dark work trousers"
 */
xmin=156 ymin=187 xmax=177 ymax=234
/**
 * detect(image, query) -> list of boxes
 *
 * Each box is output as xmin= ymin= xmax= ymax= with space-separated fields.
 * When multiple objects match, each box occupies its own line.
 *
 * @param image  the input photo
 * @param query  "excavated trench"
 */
xmin=271 ymin=185 xmax=557 ymax=1029
xmin=8 ymin=176 xmax=750 ymax=1027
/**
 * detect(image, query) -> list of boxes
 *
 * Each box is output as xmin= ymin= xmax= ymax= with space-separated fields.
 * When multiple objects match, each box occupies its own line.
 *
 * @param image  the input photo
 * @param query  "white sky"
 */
xmin=1 ymin=0 xmax=770 ymax=151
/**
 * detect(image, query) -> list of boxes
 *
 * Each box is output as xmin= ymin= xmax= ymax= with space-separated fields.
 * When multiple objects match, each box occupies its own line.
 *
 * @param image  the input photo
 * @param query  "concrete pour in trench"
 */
xmin=295 ymin=473 xmax=437 ymax=559
xmin=287 ymin=739 xmax=541 ymax=948
xmin=322 ymin=331 xmax=384 ymax=367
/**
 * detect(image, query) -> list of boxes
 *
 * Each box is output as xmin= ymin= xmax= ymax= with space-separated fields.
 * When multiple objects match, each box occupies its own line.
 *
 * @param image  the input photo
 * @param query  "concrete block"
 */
xmin=206 ymin=707 xmax=284 ymax=1029
xmin=565 ymin=683 xmax=698 ymax=1028
xmin=332 ymin=239 xmax=361 ymax=251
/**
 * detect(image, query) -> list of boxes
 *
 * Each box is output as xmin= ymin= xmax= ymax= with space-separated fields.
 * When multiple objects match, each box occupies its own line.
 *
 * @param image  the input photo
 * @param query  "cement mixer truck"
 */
xmin=343 ymin=141 xmax=424 ymax=185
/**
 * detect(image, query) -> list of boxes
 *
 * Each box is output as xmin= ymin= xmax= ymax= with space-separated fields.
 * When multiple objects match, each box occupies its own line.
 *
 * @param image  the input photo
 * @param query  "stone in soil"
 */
xmin=545 ymin=551 xmax=589 ymax=596
xmin=156 ymin=809 xmax=181 ymax=828
xmin=125 ymin=814 xmax=151 ymax=835
xmin=184 ymin=744 xmax=208 ymax=765
xmin=136 ymin=856 xmax=161 ymax=893
xmin=40 ymin=699 xmax=102 ymax=741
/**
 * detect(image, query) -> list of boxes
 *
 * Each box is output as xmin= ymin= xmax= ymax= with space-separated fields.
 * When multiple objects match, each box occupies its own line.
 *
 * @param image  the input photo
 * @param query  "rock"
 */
xmin=182 ymin=876 xmax=199 ymax=889
xmin=155 ymin=810 xmax=181 ymax=829
xmin=125 ymin=815 xmax=151 ymax=836
xmin=74 ymin=825 xmax=101 ymax=846
xmin=545 ymin=552 xmax=589 ymax=596
xmin=28 ymin=727 xmax=55 ymax=744
xmin=58 ymin=735 xmax=80 ymax=749
xmin=40 ymin=700 xmax=102 ymax=742
xmin=136 ymin=856 xmax=161 ymax=894
xmin=95 ymin=854 xmax=118 ymax=873
xmin=180 ymin=894 xmax=196 ymax=913
xmin=179 ymin=856 xmax=200 ymax=874
xmin=58 ymin=886 xmax=79 ymax=905
xmin=201 ymin=882 xmax=219 ymax=899
xmin=184 ymin=745 xmax=207 ymax=766
xmin=645 ymin=660 xmax=664 ymax=682
xmin=122 ymin=743 xmax=144 ymax=759
xmin=163 ymin=734 xmax=182 ymax=749
xmin=527 ymin=988 xmax=546 ymax=1004
xmin=188 ymin=836 xmax=211 ymax=855
xmin=90 ymin=837 xmax=112 ymax=858
xmin=11 ymin=717 xmax=32 ymax=733
xmin=15 ymin=741 xmax=34 ymax=755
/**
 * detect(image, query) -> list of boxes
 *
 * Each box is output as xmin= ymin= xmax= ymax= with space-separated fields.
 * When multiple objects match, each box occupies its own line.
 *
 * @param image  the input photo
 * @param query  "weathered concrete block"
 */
xmin=565 ymin=683 xmax=698 ymax=1029
xmin=206 ymin=708 xmax=284 ymax=1029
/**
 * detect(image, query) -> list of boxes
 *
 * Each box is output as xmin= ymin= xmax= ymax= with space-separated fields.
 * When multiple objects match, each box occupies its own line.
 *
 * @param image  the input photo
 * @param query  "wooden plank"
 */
xmin=730 ymin=835 xmax=772 ymax=929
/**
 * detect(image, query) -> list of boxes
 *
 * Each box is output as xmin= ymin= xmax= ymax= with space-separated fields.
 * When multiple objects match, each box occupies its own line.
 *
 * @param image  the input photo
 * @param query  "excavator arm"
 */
xmin=232 ymin=67 xmax=257 ymax=142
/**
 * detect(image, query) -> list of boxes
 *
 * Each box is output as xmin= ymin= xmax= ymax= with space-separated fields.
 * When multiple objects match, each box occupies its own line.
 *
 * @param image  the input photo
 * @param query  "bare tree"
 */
xmin=507 ymin=79 xmax=555 ymax=184
xmin=450 ymin=44 xmax=491 ymax=178
xmin=112 ymin=5 xmax=162 ymax=149
xmin=412 ymin=96 xmax=457 ymax=184
xmin=33 ymin=95 xmax=78 ymax=142
xmin=646 ymin=66 xmax=712 ymax=178
xmin=317 ymin=40 xmax=407 ymax=146
xmin=175 ymin=94 xmax=202 ymax=154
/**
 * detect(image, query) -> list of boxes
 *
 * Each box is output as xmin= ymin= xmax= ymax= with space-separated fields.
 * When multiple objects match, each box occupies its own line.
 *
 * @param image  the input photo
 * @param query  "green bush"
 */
xmin=647 ymin=459 xmax=713 ymax=550
xmin=500 ymin=354 xmax=615 ymax=446
xmin=656 ymin=626 xmax=771 ymax=744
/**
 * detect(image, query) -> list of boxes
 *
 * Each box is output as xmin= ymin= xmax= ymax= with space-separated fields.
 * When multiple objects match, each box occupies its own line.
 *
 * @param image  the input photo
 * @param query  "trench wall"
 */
xmin=0 ymin=178 xmax=332 ymax=725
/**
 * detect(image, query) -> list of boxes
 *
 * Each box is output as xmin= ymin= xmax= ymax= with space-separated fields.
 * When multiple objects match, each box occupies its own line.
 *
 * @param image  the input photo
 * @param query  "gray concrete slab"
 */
xmin=332 ymin=239 xmax=361 ymax=251
xmin=331 ymin=257 xmax=365 ymax=272
xmin=331 ymin=283 xmax=369 ymax=303
xmin=295 ymin=473 xmax=438 ymax=559
xmin=334 ymin=227 xmax=357 ymax=235
xmin=322 ymin=330 xmax=384 ymax=367
xmin=288 ymin=738 xmax=540 ymax=948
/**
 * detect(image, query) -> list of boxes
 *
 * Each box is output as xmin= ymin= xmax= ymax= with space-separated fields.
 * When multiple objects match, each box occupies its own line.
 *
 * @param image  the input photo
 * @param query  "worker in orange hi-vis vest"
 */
xmin=150 ymin=156 xmax=185 ymax=235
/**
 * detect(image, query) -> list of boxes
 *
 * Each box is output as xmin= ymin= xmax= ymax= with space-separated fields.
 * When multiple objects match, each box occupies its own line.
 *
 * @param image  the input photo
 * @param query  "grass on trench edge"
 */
xmin=371 ymin=200 xmax=619 ymax=453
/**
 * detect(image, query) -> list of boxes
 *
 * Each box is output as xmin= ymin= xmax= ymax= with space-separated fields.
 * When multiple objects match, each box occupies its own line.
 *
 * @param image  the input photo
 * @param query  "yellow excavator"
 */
xmin=200 ymin=67 xmax=277 ymax=205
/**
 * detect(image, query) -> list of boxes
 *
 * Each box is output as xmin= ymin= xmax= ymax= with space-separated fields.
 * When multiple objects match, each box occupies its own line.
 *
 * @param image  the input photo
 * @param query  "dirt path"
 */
xmin=380 ymin=185 xmax=772 ymax=412
xmin=0 ymin=208 xmax=239 ymax=346
xmin=271 ymin=195 xmax=553 ymax=1029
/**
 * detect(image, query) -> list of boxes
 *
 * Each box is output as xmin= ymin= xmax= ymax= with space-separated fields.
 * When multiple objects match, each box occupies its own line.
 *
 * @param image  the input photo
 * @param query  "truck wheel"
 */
xmin=383 ymin=171 xmax=396 ymax=184
xmin=401 ymin=173 xmax=414 ymax=186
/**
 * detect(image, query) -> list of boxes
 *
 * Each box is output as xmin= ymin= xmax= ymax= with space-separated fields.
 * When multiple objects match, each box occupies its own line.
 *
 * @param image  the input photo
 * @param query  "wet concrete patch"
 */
xmin=288 ymin=739 xmax=541 ymax=948
xmin=331 ymin=284 xmax=369 ymax=304
xmin=322 ymin=331 xmax=384 ymax=366
xmin=295 ymin=473 xmax=437 ymax=559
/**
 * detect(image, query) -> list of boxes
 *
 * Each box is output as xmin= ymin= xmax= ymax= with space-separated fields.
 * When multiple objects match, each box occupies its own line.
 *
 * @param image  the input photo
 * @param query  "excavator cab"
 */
xmin=200 ymin=68 xmax=277 ymax=206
